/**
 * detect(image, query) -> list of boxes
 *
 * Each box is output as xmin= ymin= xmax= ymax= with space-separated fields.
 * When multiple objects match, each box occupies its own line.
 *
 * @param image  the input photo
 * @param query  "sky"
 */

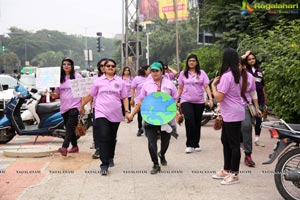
xmin=0 ymin=0 xmax=123 ymax=38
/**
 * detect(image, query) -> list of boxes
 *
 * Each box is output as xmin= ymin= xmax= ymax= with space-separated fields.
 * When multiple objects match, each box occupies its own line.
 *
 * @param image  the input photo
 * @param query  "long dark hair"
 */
xmin=245 ymin=52 xmax=259 ymax=71
xmin=97 ymin=58 xmax=107 ymax=77
xmin=184 ymin=54 xmax=201 ymax=78
xmin=138 ymin=65 xmax=149 ymax=77
xmin=60 ymin=58 xmax=75 ymax=83
xmin=121 ymin=66 xmax=132 ymax=79
xmin=240 ymin=57 xmax=248 ymax=98
xmin=220 ymin=48 xmax=240 ymax=84
xmin=103 ymin=58 xmax=117 ymax=75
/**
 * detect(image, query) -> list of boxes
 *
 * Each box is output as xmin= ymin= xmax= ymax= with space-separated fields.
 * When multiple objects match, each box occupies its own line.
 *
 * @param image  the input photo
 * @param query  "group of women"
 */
xmin=52 ymin=48 xmax=267 ymax=181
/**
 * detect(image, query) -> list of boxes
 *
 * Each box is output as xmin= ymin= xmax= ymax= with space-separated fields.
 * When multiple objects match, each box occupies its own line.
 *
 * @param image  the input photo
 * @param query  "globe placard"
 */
xmin=140 ymin=92 xmax=176 ymax=125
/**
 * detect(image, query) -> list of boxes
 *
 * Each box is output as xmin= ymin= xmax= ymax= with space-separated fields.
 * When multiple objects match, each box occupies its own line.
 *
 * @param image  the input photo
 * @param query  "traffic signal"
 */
xmin=1 ymin=45 xmax=5 ymax=53
xmin=97 ymin=37 xmax=101 ymax=52
xmin=134 ymin=23 xmax=143 ymax=32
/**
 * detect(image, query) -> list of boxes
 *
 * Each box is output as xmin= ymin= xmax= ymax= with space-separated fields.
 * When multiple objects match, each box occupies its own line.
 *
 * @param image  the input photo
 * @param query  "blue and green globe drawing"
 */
xmin=141 ymin=92 xmax=176 ymax=125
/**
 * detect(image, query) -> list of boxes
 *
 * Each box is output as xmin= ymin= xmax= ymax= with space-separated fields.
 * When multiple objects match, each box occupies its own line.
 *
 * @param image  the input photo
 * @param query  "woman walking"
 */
xmin=128 ymin=62 xmax=178 ymax=174
xmin=51 ymin=58 xmax=82 ymax=156
xmin=177 ymin=54 xmax=213 ymax=153
xmin=80 ymin=59 xmax=130 ymax=175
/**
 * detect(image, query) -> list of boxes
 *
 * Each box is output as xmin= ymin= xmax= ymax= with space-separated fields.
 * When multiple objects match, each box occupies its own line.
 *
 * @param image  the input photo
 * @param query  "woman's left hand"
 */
xmin=212 ymin=76 xmax=220 ymax=86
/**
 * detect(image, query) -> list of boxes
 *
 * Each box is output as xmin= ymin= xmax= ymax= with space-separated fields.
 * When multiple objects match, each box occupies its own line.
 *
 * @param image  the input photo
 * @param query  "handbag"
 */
xmin=175 ymin=108 xmax=184 ymax=125
xmin=247 ymin=103 xmax=257 ymax=118
xmin=75 ymin=117 xmax=86 ymax=136
xmin=213 ymin=114 xmax=222 ymax=130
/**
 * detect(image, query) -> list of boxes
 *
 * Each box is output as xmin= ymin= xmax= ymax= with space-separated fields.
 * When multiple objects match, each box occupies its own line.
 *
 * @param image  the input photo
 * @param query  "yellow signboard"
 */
xmin=139 ymin=0 xmax=188 ymax=23
xmin=159 ymin=0 xmax=189 ymax=21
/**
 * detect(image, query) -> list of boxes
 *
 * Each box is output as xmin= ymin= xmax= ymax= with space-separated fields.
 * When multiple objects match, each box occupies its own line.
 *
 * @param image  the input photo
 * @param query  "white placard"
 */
xmin=36 ymin=67 xmax=61 ymax=89
xmin=70 ymin=77 xmax=94 ymax=98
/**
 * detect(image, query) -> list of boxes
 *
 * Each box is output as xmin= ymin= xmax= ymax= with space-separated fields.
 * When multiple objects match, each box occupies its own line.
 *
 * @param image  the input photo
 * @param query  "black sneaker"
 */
xmin=100 ymin=166 xmax=108 ymax=176
xmin=137 ymin=129 xmax=143 ymax=136
xmin=158 ymin=152 xmax=167 ymax=166
xmin=150 ymin=164 xmax=161 ymax=174
xmin=109 ymin=158 xmax=115 ymax=167
xmin=92 ymin=148 xmax=100 ymax=159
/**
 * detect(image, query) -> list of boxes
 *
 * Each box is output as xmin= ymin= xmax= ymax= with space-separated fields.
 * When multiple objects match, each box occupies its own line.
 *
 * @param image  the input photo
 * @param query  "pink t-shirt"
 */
xmin=137 ymin=78 xmax=178 ymax=126
xmin=217 ymin=71 xmax=245 ymax=122
xmin=122 ymin=76 xmax=133 ymax=98
xmin=244 ymin=72 xmax=256 ymax=103
xmin=137 ymin=78 xmax=178 ymax=102
xmin=55 ymin=73 xmax=82 ymax=114
xmin=177 ymin=70 xmax=210 ymax=104
xmin=131 ymin=76 xmax=147 ymax=102
xmin=90 ymin=75 xmax=128 ymax=122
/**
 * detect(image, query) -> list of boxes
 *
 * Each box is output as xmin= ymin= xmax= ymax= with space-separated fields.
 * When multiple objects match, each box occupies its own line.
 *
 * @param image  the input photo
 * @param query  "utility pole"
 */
xmin=173 ymin=0 xmax=180 ymax=72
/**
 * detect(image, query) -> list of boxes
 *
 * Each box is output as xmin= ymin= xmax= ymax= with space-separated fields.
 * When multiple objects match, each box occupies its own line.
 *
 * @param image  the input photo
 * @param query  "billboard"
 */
xmin=139 ymin=0 xmax=188 ymax=23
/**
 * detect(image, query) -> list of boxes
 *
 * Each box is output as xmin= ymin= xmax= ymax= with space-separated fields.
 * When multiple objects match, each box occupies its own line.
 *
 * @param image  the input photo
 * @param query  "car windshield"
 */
xmin=0 ymin=76 xmax=18 ymax=89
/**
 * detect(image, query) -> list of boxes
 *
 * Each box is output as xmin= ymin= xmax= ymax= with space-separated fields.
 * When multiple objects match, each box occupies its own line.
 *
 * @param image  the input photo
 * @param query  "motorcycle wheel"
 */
xmin=0 ymin=128 xmax=16 ymax=144
xmin=275 ymin=148 xmax=300 ymax=200
xmin=82 ymin=113 xmax=93 ymax=130
xmin=201 ymin=117 xmax=210 ymax=126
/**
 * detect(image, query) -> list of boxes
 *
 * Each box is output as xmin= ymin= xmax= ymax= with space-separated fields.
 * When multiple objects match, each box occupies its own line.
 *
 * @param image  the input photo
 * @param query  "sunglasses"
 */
xmin=106 ymin=64 xmax=116 ymax=68
xmin=63 ymin=63 xmax=71 ymax=66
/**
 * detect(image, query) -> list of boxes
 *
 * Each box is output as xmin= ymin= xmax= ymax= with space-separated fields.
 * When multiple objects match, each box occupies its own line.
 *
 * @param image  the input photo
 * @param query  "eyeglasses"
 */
xmin=188 ymin=59 xmax=196 ymax=62
xmin=151 ymin=69 xmax=160 ymax=73
xmin=106 ymin=64 xmax=116 ymax=68
xmin=63 ymin=63 xmax=71 ymax=66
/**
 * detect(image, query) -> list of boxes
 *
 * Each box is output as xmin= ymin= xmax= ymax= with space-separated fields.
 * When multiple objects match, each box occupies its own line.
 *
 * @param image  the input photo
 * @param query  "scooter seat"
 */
xmin=36 ymin=101 xmax=60 ymax=115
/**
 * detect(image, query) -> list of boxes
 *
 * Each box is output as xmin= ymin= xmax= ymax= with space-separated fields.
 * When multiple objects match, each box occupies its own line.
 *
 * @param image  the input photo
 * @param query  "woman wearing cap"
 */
xmin=177 ymin=54 xmax=213 ymax=153
xmin=51 ymin=58 xmax=83 ymax=156
xmin=80 ymin=58 xmax=130 ymax=175
xmin=128 ymin=62 xmax=178 ymax=174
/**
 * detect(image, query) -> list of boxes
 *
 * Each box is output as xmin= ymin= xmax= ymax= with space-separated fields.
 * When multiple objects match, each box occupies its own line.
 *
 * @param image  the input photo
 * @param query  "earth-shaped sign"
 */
xmin=141 ymin=92 xmax=176 ymax=126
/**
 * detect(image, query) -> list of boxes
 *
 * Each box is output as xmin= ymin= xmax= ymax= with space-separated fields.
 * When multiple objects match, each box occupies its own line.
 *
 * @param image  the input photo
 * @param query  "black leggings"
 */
xmin=62 ymin=108 xmax=79 ymax=148
xmin=221 ymin=121 xmax=242 ymax=174
xmin=181 ymin=102 xmax=205 ymax=148
xmin=94 ymin=117 xmax=120 ymax=168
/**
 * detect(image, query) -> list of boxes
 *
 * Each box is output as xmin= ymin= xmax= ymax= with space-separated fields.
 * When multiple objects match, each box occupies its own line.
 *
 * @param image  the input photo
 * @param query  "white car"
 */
xmin=0 ymin=74 xmax=20 ymax=117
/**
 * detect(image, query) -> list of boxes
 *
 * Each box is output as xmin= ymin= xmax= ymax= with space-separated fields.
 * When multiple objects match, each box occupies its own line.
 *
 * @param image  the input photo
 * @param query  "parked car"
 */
xmin=0 ymin=74 xmax=20 ymax=117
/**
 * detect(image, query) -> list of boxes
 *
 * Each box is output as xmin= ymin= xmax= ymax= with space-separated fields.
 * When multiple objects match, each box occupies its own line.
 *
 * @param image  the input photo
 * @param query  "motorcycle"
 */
xmin=0 ymin=84 xmax=92 ymax=144
xmin=262 ymin=119 xmax=300 ymax=200
xmin=201 ymin=98 xmax=218 ymax=126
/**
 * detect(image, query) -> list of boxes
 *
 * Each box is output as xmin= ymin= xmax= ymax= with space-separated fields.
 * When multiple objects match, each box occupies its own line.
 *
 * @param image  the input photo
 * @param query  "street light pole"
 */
xmin=146 ymin=32 xmax=152 ymax=65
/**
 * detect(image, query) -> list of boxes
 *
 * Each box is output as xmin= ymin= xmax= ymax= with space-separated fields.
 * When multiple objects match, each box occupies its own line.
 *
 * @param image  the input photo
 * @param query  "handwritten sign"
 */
xmin=36 ymin=67 xmax=61 ymax=89
xmin=70 ymin=77 xmax=94 ymax=98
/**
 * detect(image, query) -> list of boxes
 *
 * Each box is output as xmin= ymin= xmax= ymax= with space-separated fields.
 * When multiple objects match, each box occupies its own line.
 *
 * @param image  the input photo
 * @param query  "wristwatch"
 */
xmin=125 ymin=110 xmax=130 ymax=113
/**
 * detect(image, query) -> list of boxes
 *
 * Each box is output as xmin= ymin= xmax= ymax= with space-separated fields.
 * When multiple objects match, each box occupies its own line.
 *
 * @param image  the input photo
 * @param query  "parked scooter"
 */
xmin=262 ymin=119 xmax=300 ymax=200
xmin=0 ymin=84 xmax=92 ymax=144
xmin=201 ymin=98 xmax=218 ymax=126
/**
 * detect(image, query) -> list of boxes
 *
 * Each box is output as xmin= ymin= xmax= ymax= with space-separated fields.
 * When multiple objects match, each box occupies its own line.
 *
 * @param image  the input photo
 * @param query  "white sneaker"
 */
xmin=185 ymin=147 xmax=194 ymax=153
xmin=194 ymin=147 xmax=201 ymax=152
xmin=220 ymin=174 xmax=240 ymax=185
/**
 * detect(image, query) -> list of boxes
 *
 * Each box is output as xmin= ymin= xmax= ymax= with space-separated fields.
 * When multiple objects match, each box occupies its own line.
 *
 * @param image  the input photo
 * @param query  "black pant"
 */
xmin=137 ymin=110 xmax=143 ymax=130
xmin=181 ymin=102 xmax=205 ymax=148
xmin=221 ymin=121 xmax=241 ymax=174
xmin=145 ymin=124 xmax=171 ymax=165
xmin=254 ymin=103 xmax=265 ymax=136
xmin=62 ymin=108 xmax=79 ymax=148
xmin=94 ymin=117 xmax=120 ymax=168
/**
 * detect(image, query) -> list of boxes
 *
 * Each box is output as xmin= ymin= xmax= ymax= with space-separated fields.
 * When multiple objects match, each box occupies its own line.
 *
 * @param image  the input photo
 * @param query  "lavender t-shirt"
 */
xmin=122 ymin=76 xmax=132 ymax=98
xmin=90 ymin=75 xmax=128 ymax=122
xmin=217 ymin=71 xmax=245 ymax=122
xmin=55 ymin=73 xmax=82 ymax=114
xmin=177 ymin=70 xmax=210 ymax=104
xmin=244 ymin=72 xmax=256 ymax=103
xmin=131 ymin=76 xmax=147 ymax=103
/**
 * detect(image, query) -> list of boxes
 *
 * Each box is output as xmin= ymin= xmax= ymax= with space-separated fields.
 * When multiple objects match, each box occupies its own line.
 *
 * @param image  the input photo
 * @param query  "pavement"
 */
xmin=0 ymin=116 xmax=283 ymax=200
